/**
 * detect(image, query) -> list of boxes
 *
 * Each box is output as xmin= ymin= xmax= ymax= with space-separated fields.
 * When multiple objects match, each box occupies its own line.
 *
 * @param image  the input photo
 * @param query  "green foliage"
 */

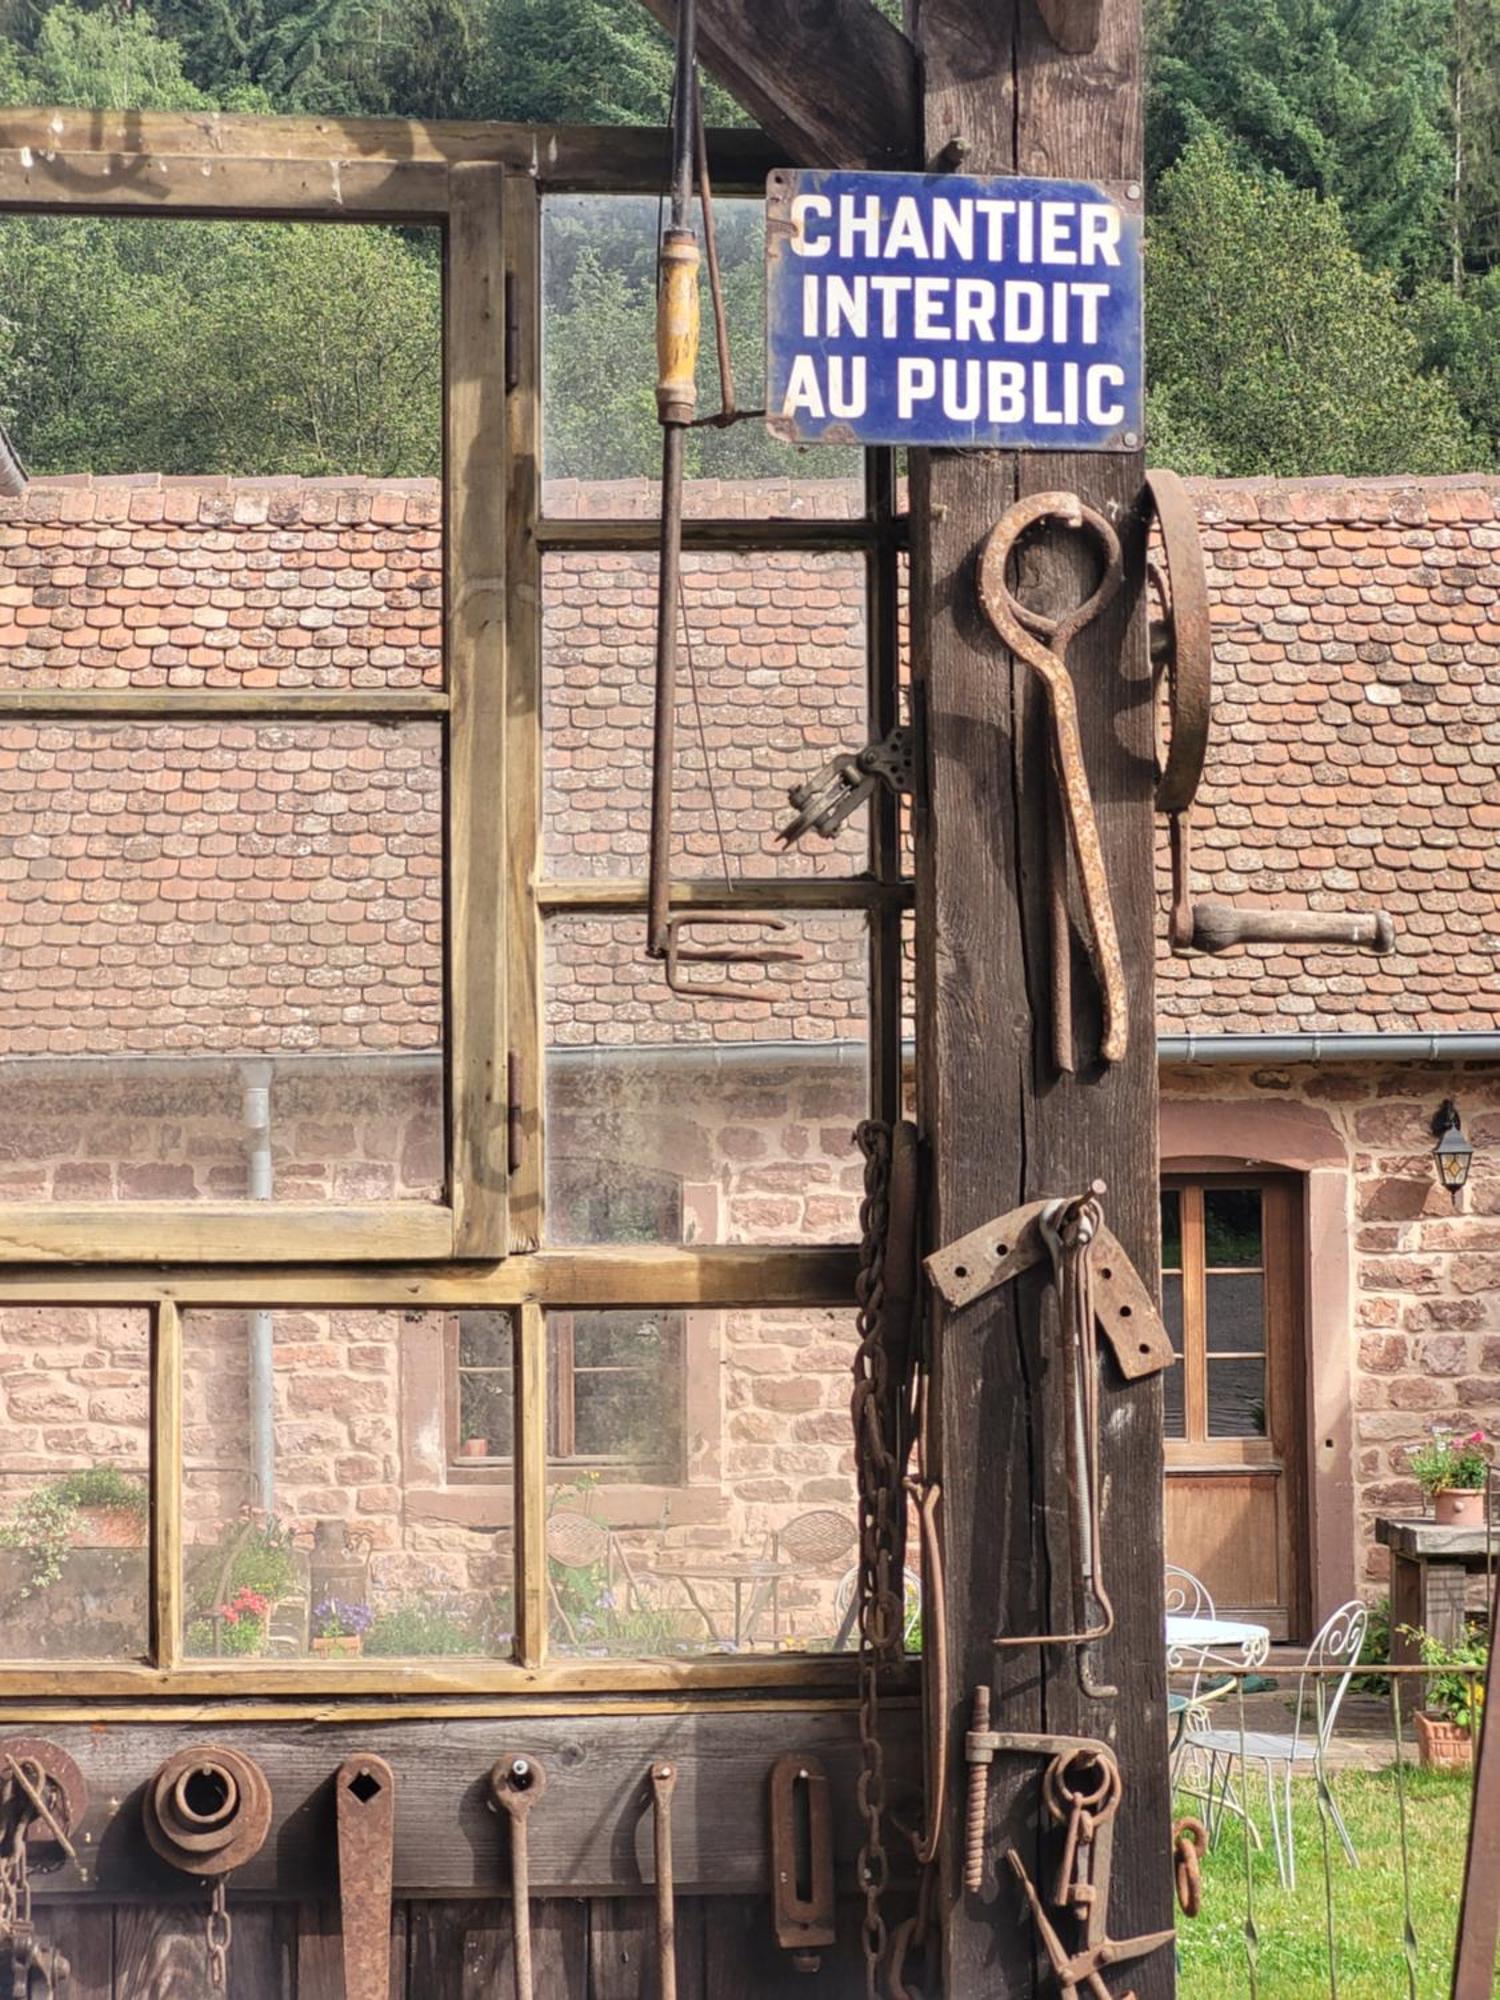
xmin=1146 ymin=134 xmax=1476 ymax=476
xmin=1413 ymin=270 xmax=1500 ymax=453
xmin=0 ymin=216 xmax=441 ymax=475
xmin=51 ymin=1464 xmax=148 ymax=1514
xmin=0 ymin=1465 xmax=148 ymax=1596
xmin=364 ymin=1598 xmax=480 ymax=1656
xmin=1147 ymin=0 xmax=1453 ymax=287
xmin=1399 ymin=1619 xmax=1488 ymax=1727
xmin=1353 ymin=1593 xmax=1392 ymax=1696
xmin=187 ymin=1515 xmax=300 ymax=1617
xmin=0 ymin=1484 xmax=78 ymax=1595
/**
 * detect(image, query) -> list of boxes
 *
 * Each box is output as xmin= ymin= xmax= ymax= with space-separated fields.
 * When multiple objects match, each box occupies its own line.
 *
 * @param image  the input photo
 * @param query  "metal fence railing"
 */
xmin=1169 ymin=1661 xmax=1487 ymax=1999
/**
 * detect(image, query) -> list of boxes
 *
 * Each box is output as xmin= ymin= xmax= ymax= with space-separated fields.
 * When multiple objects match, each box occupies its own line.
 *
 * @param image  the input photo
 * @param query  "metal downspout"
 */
xmin=243 ymin=1060 xmax=275 ymax=1516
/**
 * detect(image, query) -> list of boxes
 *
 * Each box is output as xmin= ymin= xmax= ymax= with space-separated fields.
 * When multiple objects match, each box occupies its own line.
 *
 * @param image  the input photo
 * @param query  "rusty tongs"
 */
xmin=978 ymin=493 xmax=1126 ymax=1070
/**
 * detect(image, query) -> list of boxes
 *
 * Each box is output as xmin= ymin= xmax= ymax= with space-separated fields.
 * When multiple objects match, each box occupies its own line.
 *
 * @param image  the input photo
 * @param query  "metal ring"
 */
xmin=977 ymin=490 xmax=1124 ymax=648
xmin=1146 ymin=467 xmax=1212 ymax=815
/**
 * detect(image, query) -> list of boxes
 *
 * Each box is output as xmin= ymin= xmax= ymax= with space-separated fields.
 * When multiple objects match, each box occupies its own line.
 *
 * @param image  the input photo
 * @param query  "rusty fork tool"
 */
xmin=978 ymin=491 xmax=1127 ymax=1070
xmin=646 ymin=0 xmax=798 ymax=994
xmin=335 ymin=1755 xmax=395 ymax=2000
xmin=490 ymin=1756 xmax=545 ymax=2000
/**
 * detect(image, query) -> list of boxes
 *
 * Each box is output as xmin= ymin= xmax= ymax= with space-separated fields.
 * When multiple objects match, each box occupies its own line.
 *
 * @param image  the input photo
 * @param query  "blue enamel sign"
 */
xmin=765 ymin=168 xmax=1143 ymax=451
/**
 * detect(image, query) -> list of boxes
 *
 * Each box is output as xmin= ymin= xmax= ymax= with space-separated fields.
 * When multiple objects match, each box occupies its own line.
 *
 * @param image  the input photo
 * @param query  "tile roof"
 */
xmin=0 ymin=470 xmax=1496 ymax=1051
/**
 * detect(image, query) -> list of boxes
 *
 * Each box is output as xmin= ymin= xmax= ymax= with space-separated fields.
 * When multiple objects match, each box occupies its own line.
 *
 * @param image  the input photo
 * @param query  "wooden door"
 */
xmin=1161 ymin=1176 xmax=1308 ymax=1641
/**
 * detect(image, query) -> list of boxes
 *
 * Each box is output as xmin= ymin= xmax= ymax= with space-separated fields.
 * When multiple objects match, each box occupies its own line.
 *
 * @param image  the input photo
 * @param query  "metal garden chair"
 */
xmin=1185 ymin=1597 xmax=1368 ymax=1889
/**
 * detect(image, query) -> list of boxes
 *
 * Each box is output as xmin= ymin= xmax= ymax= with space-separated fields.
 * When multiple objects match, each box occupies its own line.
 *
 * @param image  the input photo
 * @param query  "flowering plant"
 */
xmin=216 ymin=1586 xmax=270 ymax=1627
xmin=312 ymin=1597 xmax=374 ymax=1641
xmin=1409 ymin=1427 xmax=1491 ymax=1496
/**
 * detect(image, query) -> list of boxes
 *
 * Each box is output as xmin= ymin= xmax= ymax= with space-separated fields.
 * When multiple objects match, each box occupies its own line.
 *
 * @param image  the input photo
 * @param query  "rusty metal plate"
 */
xmin=0 ymin=1738 xmax=87 ymax=1875
xmin=769 ymin=1754 xmax=835 ymax=1954
xmin=924 ymin=1203 xmax=1172 ymax=1381
xmin=336 ymin=1753 xmax=395 ymax=2000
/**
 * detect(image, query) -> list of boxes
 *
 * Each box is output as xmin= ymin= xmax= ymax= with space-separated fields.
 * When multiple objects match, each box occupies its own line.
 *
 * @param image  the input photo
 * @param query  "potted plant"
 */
xmin=459 ymin=1437 xmax=490 ymax=1459
xmin=1400 ymin=1621 xmax=1487 ymax=1768
xmin=311 ymin=1597 xmax=373 ymax=1658
xmin=57 ymin=1467 xmax=149 ymax=1549
xmin=206 ymin=1586 xmax=272 ymax=1657
xmin=1409 ymin=1427 xmax=1491 ymax=1526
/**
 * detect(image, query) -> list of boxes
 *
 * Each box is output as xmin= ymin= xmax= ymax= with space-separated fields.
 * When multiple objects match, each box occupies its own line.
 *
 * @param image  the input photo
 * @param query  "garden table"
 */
xmin=1376 ymin=1514 xmax=1493 ymax=1716
xmin=1166 ymin=1613 xmax=1271 ymax=1674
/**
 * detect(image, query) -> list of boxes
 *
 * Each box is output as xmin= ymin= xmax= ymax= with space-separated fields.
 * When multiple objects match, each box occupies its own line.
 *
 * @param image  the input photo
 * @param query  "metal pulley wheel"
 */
xmin=142 ymin=1747 xmax=272 ymax=1876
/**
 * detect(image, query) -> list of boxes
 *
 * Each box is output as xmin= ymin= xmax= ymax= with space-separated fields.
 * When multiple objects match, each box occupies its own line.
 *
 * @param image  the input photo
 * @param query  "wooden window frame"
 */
xmin=1161 ymin=1173 xmax=1302 ymax=1472
xmin=0 ymin=111 xmax=910 ymax=1704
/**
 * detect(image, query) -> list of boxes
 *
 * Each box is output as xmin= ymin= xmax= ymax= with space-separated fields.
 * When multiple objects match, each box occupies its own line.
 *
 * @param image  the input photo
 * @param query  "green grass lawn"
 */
xmin=1176 ymin=1766 xmax=1475 ymax=1998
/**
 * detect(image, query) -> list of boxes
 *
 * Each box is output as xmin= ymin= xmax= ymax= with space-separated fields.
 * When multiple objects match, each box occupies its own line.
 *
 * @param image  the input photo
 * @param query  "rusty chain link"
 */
xmin=1173 ymin=1817 xmax=1207 ymax=1919
xmin=205 ymin=1876 xmax=232 ymax=1990
xmin=853 ymin=1119 xmax=899 ymax=1998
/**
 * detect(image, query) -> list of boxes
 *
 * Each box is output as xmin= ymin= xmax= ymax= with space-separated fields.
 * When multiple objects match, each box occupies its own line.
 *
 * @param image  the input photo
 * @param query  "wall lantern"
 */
xmin=1432 ymin=1100 xmax=1475 ymax=1203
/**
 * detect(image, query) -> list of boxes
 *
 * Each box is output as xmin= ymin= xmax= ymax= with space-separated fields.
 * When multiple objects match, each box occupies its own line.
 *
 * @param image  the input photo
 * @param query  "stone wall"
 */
xmin=1163 ymin=1057 xmax=1500 ymax=1599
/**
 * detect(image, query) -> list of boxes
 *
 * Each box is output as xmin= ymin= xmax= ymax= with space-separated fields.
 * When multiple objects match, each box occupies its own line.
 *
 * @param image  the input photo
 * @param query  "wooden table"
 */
xmin=1377 ymin=1515 xmax=1494 ymax=1715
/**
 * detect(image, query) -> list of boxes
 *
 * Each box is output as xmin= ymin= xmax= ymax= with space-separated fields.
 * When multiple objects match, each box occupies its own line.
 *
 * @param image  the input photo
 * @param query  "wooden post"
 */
xmin=909 ymin=0 xmax=1172 ymax=1991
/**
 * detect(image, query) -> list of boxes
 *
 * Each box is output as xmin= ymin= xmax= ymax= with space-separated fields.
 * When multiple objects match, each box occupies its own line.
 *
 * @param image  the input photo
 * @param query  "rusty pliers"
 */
xmin=977 ymin=493 xmax=1126 ymax=1069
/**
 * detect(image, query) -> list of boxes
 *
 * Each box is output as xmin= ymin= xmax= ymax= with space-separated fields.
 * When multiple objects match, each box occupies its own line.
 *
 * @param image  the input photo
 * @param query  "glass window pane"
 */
xmin=547 ymin=1306 xmax=880 ymax=1658
xmin=541 ymin=195 xmax=861 ymax=516
xmin=1207 ymin=1356 xmax=1267 ymax=1438
xmin=1160 ymin=1189 xmax=1182 ymax=1271
xmin=1162 ymin=1361 xmax=1186 ymax=1440
xmin=182 ymin=1309 xmax=514 ymax=1660
xmin=0 ymin=1306 xmax=151 ymax=1661
xmin=545 ymin=911 xmax=868 ymax=1245
xmin=1203 ymin=1188 xmax=1262 ymax=1268
xmin=1205 ymin=1273 xmax=1266 ymax=1355
xmin=1161 ymin=1273 xmax=1184 ymax=1355
xmin=542 ymin=552 xmax=871 ymax=881
xmin=0 ymin=217 xmax=441 ymax=685
xmin=0 ymin=721 xmax=444 ymax=1203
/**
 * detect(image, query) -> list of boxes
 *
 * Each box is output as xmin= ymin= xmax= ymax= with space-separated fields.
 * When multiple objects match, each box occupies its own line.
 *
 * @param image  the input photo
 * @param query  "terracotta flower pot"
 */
xmin=70 ymin=1504 xmax=148 ymax=1549
xmin=459 ymin=1438 xmax=490 ymax=1459
xmin=1434 ymin=1487 xmax=1486 ymax=1528
xmin=311 ymin=1634 xmax=364 ymax=1658
xmin=1414 ymin=1710 xmax=1473 ymax=1770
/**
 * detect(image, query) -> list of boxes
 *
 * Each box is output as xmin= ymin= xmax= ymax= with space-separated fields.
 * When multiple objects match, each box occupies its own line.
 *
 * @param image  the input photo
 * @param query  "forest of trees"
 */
xmin=2 ymin=0 xmax=1500 ymax=481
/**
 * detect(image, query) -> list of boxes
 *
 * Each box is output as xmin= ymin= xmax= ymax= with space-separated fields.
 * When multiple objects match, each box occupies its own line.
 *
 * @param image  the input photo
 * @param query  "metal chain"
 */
xmin=852 ymin=1119 xmax=903 ymax=1999
xmin=205 ymin=1876 xmax=232 ymax=1991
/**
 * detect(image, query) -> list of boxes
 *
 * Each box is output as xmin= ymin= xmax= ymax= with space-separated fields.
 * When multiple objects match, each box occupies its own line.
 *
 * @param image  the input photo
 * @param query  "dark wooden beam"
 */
xmin=634 ymin=0 xmax=919 ymax=170
xmin=909 ymin=0 xmax=1171 ymax=1993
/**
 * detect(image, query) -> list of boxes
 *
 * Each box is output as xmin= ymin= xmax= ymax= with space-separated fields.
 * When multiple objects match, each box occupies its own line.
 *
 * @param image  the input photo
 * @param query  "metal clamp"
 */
xmin=780 ymin=726 xmax=914 ymax=847
xmin=663 ymin=911 xmax=802 ymax=995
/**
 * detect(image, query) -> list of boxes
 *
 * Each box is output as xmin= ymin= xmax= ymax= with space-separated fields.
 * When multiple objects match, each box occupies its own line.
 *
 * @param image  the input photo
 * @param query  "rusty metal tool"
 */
xmin=963 ymin=1709 xmax=1119 ymax=1896
xmin=489 ymin=1755 xmax=546 ymax=2000
xmin=142 ymin=1747 xmax=273 ymax=1989
xmin=1005 ymin=1847 xmax=1175 ymax=2000
xmin=978 ymin=491 xmax=1127 ymax=1070
xmin=769 ymin=1754 xmax=836 ymax=1973
xmin=1146 ymin=467 xmax=1395 ymax=960
xmin=649 ymin=1762 xmax=679 ymax=2000
xmin=780 ymin=726 xmax=914 ymax=847
xmin=0 ymin=1743 xmax=86 ymax=2000
xmin=1172 ymin=1818 xmax=1207 ymax=1919
xmin=925 ymin=1187 xmax=1173 ymax=1383
xmin=645 ymin=0 xmax=797 ymax=995
xmin=335 ymin=1754 xmax=395 ymax=2000
xmin=933 ymin=1185 xmax=1149 ymax=1695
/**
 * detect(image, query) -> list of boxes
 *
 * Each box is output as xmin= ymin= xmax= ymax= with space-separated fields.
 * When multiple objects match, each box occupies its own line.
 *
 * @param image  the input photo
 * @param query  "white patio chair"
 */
xmin=1186 ymin=1598 xmax=1368 ymax=1890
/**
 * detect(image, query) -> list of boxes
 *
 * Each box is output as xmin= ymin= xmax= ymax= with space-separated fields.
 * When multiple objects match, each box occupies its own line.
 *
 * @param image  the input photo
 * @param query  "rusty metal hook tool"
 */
xmin=490 ymin=1756 xmax=545 ymax=2000
xmin=978 ymin=492 xmax=1127 ymax=1069
xmin=335 ymin=1755 xmax=395 ymax=2000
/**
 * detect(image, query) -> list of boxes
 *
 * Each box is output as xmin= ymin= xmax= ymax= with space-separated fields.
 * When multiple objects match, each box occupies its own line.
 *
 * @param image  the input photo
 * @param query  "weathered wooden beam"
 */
xmin=0 ymin=108 xmax=783 ymax=213
xmin=634 ymin=0 xmax=919 ymax=171
xmin=909 ymin=0 xmax=1171 ymax=1993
